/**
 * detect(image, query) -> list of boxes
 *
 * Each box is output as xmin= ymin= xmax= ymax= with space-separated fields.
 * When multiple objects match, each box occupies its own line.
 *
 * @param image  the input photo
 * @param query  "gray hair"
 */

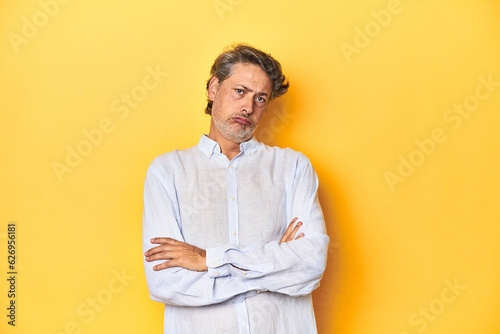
xmin=205 ymin=43 xmax=289 ymax=115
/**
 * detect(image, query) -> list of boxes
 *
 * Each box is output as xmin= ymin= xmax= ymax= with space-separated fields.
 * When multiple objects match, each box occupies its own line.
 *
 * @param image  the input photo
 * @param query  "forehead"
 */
xmin=226 ymin=62 xmax=272 ymax=94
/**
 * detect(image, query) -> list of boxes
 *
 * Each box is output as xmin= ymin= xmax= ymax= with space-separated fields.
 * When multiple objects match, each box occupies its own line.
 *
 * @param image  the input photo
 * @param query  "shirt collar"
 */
xmin=197 ymin=135 xmax=261 ymax=158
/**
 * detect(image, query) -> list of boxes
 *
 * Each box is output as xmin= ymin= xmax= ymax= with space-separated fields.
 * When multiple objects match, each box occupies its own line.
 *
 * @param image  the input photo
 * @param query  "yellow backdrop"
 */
xmin=1 ymin=0 xmax=499 ymax=333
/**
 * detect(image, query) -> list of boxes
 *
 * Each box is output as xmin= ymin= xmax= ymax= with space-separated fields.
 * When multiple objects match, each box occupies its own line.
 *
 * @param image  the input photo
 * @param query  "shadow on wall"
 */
xmin=254 ymin=98 xmax=295 ymax=148
xmin=312 ymin=164 xmax=368 ymax=334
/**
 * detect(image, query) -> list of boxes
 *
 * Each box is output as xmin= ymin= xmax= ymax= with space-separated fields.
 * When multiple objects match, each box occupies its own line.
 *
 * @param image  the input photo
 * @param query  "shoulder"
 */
xmin=259 ymin=143 xmax=311 ymax=166
xmin=147 ymin=145 xmax=198 ymax=175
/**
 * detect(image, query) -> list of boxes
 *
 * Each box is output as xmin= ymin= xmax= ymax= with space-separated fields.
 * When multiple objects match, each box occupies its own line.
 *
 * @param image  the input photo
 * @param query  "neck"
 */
xmin=208 ymin=128 xmax=243 ymax=161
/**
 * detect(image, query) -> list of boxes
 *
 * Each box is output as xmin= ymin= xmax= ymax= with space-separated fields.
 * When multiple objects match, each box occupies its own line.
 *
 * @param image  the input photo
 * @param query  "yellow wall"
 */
xmin=1 ymin=0 xmax=499 ymax=333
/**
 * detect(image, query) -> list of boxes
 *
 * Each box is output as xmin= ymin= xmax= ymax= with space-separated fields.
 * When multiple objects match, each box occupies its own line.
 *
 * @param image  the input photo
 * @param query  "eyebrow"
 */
xmin=236 ymin=84 xmax=270 ymax=98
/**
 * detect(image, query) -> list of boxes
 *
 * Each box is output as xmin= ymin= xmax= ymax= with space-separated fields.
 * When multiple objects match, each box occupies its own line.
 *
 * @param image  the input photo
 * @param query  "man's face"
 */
xmin=208 ymin=62 xmax=272 ymax=144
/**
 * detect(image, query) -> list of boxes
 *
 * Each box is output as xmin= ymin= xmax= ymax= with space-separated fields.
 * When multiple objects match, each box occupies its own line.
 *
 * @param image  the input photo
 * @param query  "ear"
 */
xmin=207 ymin=76 xmax=219 ymax=101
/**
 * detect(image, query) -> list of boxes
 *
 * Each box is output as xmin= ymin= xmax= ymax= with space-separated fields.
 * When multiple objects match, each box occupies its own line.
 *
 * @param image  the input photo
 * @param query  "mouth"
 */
xmin=232 ymin=116 xmax=252 ymax=126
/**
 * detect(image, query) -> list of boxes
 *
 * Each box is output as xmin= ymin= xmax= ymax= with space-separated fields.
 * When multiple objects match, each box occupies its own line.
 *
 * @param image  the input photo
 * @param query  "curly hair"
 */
xmin=205 ymin=43 xmax=289 ymax=115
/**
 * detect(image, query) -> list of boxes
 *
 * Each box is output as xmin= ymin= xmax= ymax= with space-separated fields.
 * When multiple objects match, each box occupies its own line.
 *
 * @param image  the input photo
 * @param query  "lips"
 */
xmin=232 ymin=116 xmax=252 ymax=126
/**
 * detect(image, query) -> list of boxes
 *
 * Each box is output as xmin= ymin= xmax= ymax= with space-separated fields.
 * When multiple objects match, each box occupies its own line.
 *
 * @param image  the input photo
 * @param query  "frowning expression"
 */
xmin=208 ymin=62 xmax=272 ymax=144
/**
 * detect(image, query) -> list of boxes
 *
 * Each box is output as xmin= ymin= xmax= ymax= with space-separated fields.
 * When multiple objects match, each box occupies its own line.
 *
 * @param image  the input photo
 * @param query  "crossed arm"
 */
xmin=142 ymin=154 xmax=328 ymax=306
xmin=144 ymin=218 xmax=305 ymax=272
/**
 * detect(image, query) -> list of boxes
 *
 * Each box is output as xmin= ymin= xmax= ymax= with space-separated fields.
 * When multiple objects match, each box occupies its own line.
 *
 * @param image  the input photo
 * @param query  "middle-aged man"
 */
xmin=143 ymin=44 xmax=329 ymax=333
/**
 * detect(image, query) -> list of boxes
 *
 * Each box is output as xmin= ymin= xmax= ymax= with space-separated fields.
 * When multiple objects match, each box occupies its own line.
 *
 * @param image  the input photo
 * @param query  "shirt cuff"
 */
xmin=206 ymin=246 xmax=229 ymax=278
xmin=207 ymin=264 xmax=230 ymax=278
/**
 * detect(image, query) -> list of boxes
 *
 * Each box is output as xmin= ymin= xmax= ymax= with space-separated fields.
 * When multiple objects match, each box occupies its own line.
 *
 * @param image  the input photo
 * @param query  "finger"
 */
xmin=152 ymin=256 xmax=206 ymax=271
xmin=283 ymin=221 xmax=302 ymax=243
xmin=145 ymin=243 xmax=181 ymax=257
xmin=280 ymin=218 xmax=298 ymax=244
xmin=153 ymin=259 xmax=179 ymax=271
xmin=150 ymin=237 xmax=182 ymax=245
xmin=146 ymin=238 xmax=186 ymax=256
xmin=145 ymin=251 xmax=175 ymax=262
xmin=282 ymin=218 xmax=299 ymax=243
xmin=295 ymin=233 xmax=305 ymax=241
xmin=146 ymin=245 xmax=194 ymax=261
xmin=289 ymin=221 xmax=303 ymax=239
xmin=283 ymin=219 xmax=303 ymax=243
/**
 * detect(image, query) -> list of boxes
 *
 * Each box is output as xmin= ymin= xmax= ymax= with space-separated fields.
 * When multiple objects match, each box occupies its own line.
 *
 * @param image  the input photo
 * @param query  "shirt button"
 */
xmin=214 ymin=271 xmax=220 ymax=277
xmin=242 ymin=272 xmax=246 ymax=276
xmin=229 ymin=165 xmax=234 ymax=169
xmin=232 ymin=231 xmax=236 ymax=235
xmin=212 ymin=262 xmax=217 ymax=266
xmin=230 ymin=196 xmax=235 ymax=201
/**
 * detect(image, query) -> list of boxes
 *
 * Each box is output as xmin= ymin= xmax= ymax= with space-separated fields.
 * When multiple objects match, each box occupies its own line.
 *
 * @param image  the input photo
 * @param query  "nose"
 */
xmin=241 ymin=95 xmax=253 ymax=114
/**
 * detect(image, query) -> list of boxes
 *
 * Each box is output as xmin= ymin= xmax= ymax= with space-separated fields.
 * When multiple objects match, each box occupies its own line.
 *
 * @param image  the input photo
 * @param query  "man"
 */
xmin=143 ymin=44 xmax=329 ymax=333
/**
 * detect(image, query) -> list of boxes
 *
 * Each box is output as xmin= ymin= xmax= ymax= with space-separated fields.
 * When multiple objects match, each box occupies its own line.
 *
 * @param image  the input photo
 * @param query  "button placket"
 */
xmin=227 ymin=159 xmax=239 ymax=245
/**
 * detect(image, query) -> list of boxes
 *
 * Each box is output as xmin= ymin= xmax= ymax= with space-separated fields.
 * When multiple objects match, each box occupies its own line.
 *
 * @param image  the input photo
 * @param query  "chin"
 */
xmin=229 ymin=136 xmax=250 ymax=144
xmin=225 ymin=132 xmax=253 ymax=144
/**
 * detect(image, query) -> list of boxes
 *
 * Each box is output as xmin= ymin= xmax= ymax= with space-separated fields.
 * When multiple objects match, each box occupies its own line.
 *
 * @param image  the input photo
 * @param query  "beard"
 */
xmin=212 ymin=110 xmax=256 ymax=144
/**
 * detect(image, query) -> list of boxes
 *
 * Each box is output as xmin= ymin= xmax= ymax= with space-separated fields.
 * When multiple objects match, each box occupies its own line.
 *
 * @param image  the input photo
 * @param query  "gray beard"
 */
xmin=212 ymin=113 xmax=255 ymax=144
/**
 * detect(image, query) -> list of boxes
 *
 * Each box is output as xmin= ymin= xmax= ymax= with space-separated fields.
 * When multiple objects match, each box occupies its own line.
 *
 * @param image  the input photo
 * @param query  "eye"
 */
xmin=256 ymin=96 xmax=266 ymax=104
xmin=235 ymin=88 xmax=244 ymax=94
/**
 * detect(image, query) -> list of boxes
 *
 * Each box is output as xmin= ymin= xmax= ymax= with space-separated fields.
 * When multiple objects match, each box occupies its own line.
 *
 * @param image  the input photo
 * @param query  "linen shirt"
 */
xmin=142 ymin=135 xmax=329 ymax=333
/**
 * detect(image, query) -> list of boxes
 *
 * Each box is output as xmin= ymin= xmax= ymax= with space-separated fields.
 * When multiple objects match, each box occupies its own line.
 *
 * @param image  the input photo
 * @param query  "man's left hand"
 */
xmin=145 ymin=238 xmax=208 ymax=272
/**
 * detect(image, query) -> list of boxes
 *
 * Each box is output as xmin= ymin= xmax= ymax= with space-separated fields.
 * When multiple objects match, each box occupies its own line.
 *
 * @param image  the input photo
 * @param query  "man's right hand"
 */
xmin=279 ymin=217 xmax=304 ymax=244
xmin=145 ymin=238 xmax=208 ymax=272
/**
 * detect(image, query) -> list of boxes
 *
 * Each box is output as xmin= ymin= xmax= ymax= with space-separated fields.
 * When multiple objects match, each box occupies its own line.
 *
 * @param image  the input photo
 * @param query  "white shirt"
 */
xmin=142 ymin=135 xmax=329 ymax=333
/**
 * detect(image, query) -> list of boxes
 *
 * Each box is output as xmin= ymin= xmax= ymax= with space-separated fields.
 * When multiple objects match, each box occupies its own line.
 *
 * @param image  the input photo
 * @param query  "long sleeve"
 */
xmin=142 ymin=139 xmax=329 ymax=308
xmin=143 ymin=163 xmax=259 ymax=307
xmin=205 ymin=154 xmax=329 ymax=296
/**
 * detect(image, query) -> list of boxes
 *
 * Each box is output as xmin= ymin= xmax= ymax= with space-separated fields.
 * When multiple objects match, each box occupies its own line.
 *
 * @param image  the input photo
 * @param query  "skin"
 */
xmin=208 ymin=62 xmax=272 ymax=160
xmin=145 ymin=62 xmax=304 ymax=272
